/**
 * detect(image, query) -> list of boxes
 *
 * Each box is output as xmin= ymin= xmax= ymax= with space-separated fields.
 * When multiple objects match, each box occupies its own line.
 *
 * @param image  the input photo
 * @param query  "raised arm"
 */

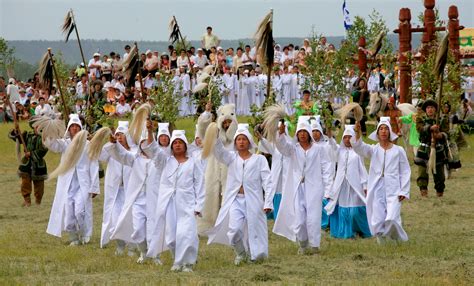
xmin=44 ymin=138 xmax=68 ymax=154
xmin=213 ymin=138 xmax=235 ymax=166
xmin=351 ymin=122 xmax=374 ymax=159
xmin=274 ymin=131 xmax=295 ymax=157
xmin=258 ymin=137 xmax=276 ymax=155
xmin=103 ymin=141 xmax=135 ymax=167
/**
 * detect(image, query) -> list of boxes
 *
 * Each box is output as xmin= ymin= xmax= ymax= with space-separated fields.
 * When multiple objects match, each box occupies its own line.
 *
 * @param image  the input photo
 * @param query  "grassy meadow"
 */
xmin=0 ymin=119 xmax=473 ymax=285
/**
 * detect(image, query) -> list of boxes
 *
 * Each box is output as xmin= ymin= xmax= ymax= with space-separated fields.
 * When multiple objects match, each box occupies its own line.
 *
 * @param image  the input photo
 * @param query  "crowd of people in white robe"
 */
xmin=44 ymin=99 xmax=411 ymax=272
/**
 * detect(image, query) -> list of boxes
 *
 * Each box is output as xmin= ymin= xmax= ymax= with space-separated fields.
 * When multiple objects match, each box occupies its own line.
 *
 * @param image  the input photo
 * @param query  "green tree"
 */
xmin=345 ymin=10 xmax=393 ymax=72
xmin=0 ymin=37 xmax=16 ymax=78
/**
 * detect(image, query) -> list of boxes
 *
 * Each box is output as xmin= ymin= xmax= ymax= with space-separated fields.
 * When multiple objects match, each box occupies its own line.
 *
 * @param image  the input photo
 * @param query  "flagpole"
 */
xmin=69 ymin=9 xmax=93 ymax=128
xmin=266 ymin=9 xmax=274 ymax=105
xmin=173 ymin=16 xmax=194 ymax=77
xmin=70 ymin=9 xmax=88 ymax=78
xmin=134 ymin=42 xmax=146 ymax=101
xmin=47 ymin=48 xmax=70 ymax=122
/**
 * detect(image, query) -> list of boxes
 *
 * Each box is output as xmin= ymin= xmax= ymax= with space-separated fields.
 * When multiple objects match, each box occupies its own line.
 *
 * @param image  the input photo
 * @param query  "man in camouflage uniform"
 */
xmin=9 ymin=120 xmax=48 ymax=206
xmin=415 ymin=99 xmax=449 ymax=197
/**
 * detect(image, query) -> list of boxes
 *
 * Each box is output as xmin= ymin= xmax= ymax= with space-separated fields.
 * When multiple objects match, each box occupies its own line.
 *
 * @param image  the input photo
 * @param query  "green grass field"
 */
xmin=0 ymin=119 xmax=473 ymax=285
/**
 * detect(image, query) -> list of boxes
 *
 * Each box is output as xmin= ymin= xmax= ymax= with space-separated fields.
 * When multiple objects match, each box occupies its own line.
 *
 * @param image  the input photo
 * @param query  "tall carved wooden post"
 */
xmin=447 ymin=5 xmax=464 ymax=62
xmin=358 ymin=37 xmax=368 ymax=78
xmin=420 ymin=0 xmax=437 ymax=61
xmin=447 ymin=5 xmax=464 ymax=91
xmin=395 ymin=8 xmax=412 ymax=103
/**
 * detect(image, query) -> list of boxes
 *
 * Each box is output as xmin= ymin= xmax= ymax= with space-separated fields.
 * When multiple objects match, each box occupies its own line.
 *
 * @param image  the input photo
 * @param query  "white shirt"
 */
xmin=88 ymin=58 xmax=102 ymax=77
xmin=35 ymin=103 xmax=52 ymax=116
xmin=194 ymin=55 xmax=209 ymax=69
xmin=6 ymin=84 xmax=20 ymax=103
xmin=115 ymin=103 xmax=131 ymax=115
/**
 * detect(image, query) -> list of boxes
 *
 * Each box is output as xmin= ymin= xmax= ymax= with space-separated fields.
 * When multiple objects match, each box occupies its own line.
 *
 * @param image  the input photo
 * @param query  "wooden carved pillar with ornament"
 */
xmin=447 ymin=5 xmax=464 ymax=91
xmin=395 ymin=8 xmax=412 ymax=103
xmin=420 ymin=0 xmax=437 ymax=61
xmin=447 ymin=6 xmax=463 ymax=61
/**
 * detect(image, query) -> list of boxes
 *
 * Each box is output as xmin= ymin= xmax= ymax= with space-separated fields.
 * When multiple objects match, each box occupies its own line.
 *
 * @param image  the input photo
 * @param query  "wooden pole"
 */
xmin=266 ymin=9 xmax=274 ymax=105
xmin=47 ymin=48 xmax=70 ymax=122
xmin=70 ymin=9 xmax=93 ymax=126
xmin=134 ymin=42 xmax=146 ymax=101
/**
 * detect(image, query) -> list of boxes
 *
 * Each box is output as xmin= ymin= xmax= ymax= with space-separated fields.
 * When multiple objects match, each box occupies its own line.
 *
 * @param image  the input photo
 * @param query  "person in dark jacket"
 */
xmin=415 ymin=99 xmax=449 ymax=197
xmin=9 ymin=119 xmax=48 ymax=206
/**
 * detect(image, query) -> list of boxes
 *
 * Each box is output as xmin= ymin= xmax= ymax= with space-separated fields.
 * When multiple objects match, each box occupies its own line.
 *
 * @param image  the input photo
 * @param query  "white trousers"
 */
xmin=131 ymin=191 xmax=147 ymax=244
xmin=227 ymin=194 xmax=247 ymax=254
xmin=294 ymin=184 xmax=308 ymax=243
xmin=65 ymin=174 xmax=85 ymax=236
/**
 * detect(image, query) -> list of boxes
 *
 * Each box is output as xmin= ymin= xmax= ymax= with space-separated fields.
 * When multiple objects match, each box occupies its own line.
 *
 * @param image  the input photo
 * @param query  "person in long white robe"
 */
xmin=257 ymin=122 xmax=290 ymax=220
xmin=324 ymin=125 xmax=371 ymax=239
xmin=272 ymin=118 xmax=333 ymax=254
xmin=272 ymin=71 xmax=283 ymax=103
xmin=207 ymin=124 xmax=274 ymax=265
xmin=45 ymin=114 xmax=100 ymax=245
xmin=107 ymin=130 xmax=160 ymax=264
xmin=256 ymin=69 xmax=267 ymax=108
xmin=351 ymin=117 xmax=411 ymax=243
xmin=99 ymin=121 xmax=134 ymax=254
xmin=280 ymin=68 xmax=293 ymax=114
xmin=238 ymin=70 xmax=251 ymax=115
xmin=222 ymin=69 xmax=237 ymax=105
xmin=144 ymin=128 xmax=205 ymax=272
xmin=309 ymin=117 xmax=337 ymax=230
xmin=178 ymin=68 xmax=192 ymax=116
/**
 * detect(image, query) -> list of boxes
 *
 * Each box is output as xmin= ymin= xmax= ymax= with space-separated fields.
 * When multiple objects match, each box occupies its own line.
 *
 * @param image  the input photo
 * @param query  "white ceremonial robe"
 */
xmin=238 ymin=76 xmax=251 ymax=115
xmin=281 ymin=73 xmax=293 ymax=114
xmin=207 ymin=140 xmax=274 ymax=260
xmin=98 ymin=146 xmax=133 ymax=248
xmin=272 ymin=135 xmax=333 ymax=248
xmin=223 ymin=74 xmax=236 ymax=105
xmin=107 ymin=143 xmax=158 ymax=246
xmin=272 ymin=75 xmax=283 ymax=103
xmin=144 ymin=142 xmax=205 ymax=267
xmin=179 ymin=73 xmax=192 ymax=116
xmin=256 ymin=74 xmax=267 ymax=108
xmin=325 ymin=145 xmax=368 ymax=215
xmin=258 ymin=138 xmax=290 ymax=198
xmin=45 ymin=139 xmax=100 ymax=240
xmin=352 ymin=139 xmax=411 ymax=241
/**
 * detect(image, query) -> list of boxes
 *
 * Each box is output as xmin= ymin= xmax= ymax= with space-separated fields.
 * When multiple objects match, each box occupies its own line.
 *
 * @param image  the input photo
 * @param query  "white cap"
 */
xmin=294 ymin=118 xmax=314 ymax=143
xmin=217 ymin=46 xmax=224 ymax=51
xmin=115 ymin=121 xmax=129 ymax=135
xmin=170 ymin=130 xmax=188 ymax=148
xmin=145 ymin=50 xmax=152 ymax=55
xmin=368 ymin=117 xmax=398 ymax=142
xmin=310 ymin=119 xmax=323 ymax=134
xmin=233 ymin=123 xmax=256 ymax=151
xmin=66 ymin=114 xmax=82 ymax=137
xmin=8 ymin=78 xmax=15 ymax=84
xmin=93 ymin=52 xmax=101 ymax=57
xmin=157 ymin=122 xmax=170 ymax=144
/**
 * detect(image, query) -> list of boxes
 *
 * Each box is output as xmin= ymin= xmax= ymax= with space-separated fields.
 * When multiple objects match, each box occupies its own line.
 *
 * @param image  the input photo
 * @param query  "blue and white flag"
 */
xmin=342 ymin=0 xmax=353 ymax=30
